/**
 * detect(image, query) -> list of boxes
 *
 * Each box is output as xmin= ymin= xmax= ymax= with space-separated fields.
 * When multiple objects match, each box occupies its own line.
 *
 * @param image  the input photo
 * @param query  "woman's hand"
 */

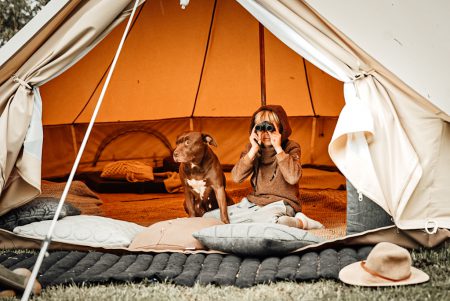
xmin=268 ymin=123 xmax=283 ymax=153
xmin=248 ymin=125 xmax=261 ymax=159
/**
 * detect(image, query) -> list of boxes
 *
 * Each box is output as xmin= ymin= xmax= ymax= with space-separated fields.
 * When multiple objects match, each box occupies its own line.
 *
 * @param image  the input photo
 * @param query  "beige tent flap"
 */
xmin=0 ymin=0 xmax=83 ymax=86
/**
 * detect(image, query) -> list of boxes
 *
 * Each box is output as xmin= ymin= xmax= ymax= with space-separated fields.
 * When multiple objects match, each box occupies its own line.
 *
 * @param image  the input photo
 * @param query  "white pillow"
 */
xmin=13 ymin=215 xmax=146 ymax=248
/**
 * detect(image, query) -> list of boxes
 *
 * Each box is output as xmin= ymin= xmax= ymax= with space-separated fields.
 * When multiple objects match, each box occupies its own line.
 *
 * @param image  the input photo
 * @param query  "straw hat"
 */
xmin=339 ymin=242 xmax=429 ymax=286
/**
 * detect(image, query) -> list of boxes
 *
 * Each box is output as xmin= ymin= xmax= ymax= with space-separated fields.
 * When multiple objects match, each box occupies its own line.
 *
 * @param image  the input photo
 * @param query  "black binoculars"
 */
xmin=255 ymin=121 xmax=275 ymax=132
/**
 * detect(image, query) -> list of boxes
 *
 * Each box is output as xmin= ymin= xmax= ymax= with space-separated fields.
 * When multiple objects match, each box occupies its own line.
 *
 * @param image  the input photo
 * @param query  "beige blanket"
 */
xmin=41 ymin=180 xmax=103 ymax=215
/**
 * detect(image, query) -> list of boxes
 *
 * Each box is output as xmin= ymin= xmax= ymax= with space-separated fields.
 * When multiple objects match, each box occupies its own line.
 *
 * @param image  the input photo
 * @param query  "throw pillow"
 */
xmin=193 ymin=223 xmax=323 ymax=256
xmin=0 ymin=197 xmax=81 ymax=231
xmin=346 ymin=180 xmax=394 ymax=235
xmin=13 ymin=215 xmax=145 ymax=248
xmin=129 ymin=217 xmax=223 ymax=251
xmin=100 ymin=160 xmax=154 ymax=182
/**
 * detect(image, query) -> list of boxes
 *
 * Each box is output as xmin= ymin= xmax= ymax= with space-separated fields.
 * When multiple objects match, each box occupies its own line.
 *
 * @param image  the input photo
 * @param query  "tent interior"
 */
xmin=35 ymin=0 xmax=347 ymax=241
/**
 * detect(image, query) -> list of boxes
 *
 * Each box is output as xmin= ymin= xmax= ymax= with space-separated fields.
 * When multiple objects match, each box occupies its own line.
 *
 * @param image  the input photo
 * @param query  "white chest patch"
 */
xmin=187 ymin=179 xmax=207 ymax=200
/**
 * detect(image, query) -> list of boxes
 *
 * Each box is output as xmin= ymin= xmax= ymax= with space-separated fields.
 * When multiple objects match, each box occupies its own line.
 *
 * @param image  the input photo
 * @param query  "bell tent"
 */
xmin=0 ymin=0 xmax=449 ymax=252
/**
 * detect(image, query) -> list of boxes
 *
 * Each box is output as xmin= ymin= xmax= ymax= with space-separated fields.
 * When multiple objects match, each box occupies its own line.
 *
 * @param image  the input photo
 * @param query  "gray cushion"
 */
xmin=346 ymin=180 xmax=394 ymax=235
xmin=192 ymin=223 xmax=323 ymax=256
xmin=0 ymin=197 xmax=81 ymax=231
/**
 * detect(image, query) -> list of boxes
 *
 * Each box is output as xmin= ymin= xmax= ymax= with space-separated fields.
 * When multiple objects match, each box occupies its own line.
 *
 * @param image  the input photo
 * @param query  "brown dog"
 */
xmin=173 ymin=132 xmax=233 ymax=224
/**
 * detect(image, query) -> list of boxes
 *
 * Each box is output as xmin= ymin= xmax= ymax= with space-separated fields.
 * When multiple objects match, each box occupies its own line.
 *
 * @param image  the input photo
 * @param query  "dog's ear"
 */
xmin=202 ymin=133 xmax=217 ymax=147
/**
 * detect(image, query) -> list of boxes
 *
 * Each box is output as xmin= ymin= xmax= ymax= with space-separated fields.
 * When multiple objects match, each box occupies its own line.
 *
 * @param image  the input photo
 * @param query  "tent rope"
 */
xmin=302 ymin=58 xmax=316 ymax=117
xmin=190 ymin=0 xmax=218 ymax=117
xmin=21 ymin=0 xmax=142 ymax=300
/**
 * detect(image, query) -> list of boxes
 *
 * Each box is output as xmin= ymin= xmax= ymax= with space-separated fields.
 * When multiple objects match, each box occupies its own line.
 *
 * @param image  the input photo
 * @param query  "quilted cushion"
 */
xmin=100 ymin=160 xmax=154 ymax=182
xmin=13 ymin=215 xmax=145 ymax=248
xmin=129 ymin=217 xmax=223 ymax=251
xmin=346 ymin=180 xmax=393 ymax=235
xmin=0 ymin=197 xmax=81 ymax=231
xmin=193 ymin=223 xmax=323 ymax=256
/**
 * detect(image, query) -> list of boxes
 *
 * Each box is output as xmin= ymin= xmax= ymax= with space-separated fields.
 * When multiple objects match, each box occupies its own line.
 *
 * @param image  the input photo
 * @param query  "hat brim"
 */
xmin=338 ymin=261 xmax=430 ymax=287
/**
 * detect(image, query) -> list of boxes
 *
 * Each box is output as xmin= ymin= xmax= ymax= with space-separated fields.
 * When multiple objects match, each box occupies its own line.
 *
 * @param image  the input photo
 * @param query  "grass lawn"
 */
xmin=1 ymin=243 xmax=447 ymax=301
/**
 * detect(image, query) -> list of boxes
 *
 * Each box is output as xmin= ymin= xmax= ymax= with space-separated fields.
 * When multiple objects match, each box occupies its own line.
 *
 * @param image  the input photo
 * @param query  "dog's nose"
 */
xmin=173 ymin=151 xmax=179 ymax=158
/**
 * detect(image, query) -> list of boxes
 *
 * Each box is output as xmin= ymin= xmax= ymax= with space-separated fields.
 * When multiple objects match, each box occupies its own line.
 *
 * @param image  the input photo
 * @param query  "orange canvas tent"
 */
xmin=38 ymin=0 xmax=343 ymax=180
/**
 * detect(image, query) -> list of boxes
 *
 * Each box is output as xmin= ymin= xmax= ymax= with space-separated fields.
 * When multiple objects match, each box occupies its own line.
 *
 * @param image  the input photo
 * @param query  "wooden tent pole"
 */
xmin=259 ymin=23 xmax=266 ymax=106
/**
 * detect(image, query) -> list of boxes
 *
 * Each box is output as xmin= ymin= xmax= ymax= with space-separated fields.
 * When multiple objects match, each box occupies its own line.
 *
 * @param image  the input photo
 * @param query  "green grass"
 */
xmin=1 ymin=244 xmax=449 ymax=301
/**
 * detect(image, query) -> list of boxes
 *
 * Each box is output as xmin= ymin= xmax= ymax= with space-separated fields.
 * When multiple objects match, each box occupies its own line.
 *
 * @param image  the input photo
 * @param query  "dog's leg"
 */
xmin=226 ymin=193 xmax=234 ymax=206
xmin=183 ymin=189 xmax=196 ymax=217
xmin=213 ymin=186 xmax=230 ymax=224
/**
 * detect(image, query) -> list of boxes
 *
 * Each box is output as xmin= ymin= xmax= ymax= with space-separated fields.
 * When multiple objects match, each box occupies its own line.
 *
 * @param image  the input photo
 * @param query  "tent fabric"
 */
xmin=36 ymin=0 xmax=343 ymax=177
xmin=0 ymin=0 xmax=138 ymax=215
xmin=39 ymin=0 xmax=344 ymax=124
xmin=0 ymin=0 xmax=83 ymax=85
xmin=305 ymin=0 xmax=450 ymax=119
xmin=40 ymin=117 xmax=337 ymax=178
xmin=240 ymin=0 xmax=449 ymax=230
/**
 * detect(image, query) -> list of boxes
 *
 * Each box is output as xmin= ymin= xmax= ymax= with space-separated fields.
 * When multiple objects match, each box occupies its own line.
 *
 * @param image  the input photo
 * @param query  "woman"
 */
xmin=204 ymin=105 xmax=323 ymax=229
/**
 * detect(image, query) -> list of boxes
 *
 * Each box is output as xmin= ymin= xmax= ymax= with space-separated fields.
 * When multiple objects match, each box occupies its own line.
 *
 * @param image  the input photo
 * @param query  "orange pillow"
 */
xmin=128 ymin=217 xmax=223 ymax=251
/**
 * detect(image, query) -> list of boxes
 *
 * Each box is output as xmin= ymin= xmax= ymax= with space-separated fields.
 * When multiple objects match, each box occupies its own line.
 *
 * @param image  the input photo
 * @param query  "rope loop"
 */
xmin=353 ymin=69 xmax=374 ymax=81
xmin=424 ymin=220 xmax=438 ymax=235
xmin=12 ymin=74 xmax=32 ymax=90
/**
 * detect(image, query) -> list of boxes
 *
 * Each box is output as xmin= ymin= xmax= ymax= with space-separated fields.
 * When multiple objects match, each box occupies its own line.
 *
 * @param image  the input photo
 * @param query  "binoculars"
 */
xmin=255 ymin=121 xmax=275 ymax=132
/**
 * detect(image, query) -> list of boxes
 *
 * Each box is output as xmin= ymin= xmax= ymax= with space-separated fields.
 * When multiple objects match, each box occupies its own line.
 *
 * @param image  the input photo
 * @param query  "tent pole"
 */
xmin=259 ymin=23 xmax=266 ymax=106
xmin=20 ymin=1 xmax=142 ymax=300
xmin=70 ymin=124 xmax=78 ymax=154
xmin=310 ymin=117 xmax=317 ymax=164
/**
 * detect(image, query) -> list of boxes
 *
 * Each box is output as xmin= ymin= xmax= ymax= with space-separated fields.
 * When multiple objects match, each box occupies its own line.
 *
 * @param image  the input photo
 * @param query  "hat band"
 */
xmin=360 ymin=261 xmax=411 ymax=282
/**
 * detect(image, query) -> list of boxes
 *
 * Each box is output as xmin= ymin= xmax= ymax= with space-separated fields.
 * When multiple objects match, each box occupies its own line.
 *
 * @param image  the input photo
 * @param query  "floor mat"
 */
xmin=302 ymin=189 xmax=347 ymax=240
xmin=99 ymin=190 xmax=347 ymax=241
xmin=0 ymin=246 xmax=372 ymax=288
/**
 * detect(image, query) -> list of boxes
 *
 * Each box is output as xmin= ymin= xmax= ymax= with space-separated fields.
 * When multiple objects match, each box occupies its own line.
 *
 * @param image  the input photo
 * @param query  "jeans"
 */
xmin=203 ymin=197 xmax=295 ymax=224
